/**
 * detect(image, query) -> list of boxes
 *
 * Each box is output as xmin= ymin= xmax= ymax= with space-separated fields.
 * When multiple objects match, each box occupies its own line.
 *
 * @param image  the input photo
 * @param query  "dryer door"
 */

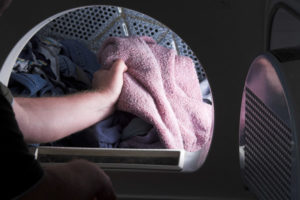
xmin=240 ymin=2 xmax=300 ymax=200
xmin=268 ymin=2 xmax=300 ymax=50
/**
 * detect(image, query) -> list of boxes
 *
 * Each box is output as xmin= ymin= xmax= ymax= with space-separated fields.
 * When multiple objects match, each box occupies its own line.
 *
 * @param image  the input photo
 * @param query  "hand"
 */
xmin=20 ymin=160 xmax=116 ymax=200
xmin=92 ymin=59 xmax=128 ymax=105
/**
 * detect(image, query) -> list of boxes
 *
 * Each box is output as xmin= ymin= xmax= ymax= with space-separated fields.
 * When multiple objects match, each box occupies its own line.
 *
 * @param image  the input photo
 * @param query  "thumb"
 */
xmin=111 ymin=59 xmax=128 ymax=74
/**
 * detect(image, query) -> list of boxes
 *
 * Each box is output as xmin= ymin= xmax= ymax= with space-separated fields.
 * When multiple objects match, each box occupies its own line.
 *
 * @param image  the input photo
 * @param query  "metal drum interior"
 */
xmin=1 ymin=5 xmax=214 ymax=172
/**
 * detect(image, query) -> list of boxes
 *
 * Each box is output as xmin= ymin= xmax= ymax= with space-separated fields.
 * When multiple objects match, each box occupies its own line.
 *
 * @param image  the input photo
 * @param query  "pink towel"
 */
xmin=98 ymin=36 xmax=213 ymax=152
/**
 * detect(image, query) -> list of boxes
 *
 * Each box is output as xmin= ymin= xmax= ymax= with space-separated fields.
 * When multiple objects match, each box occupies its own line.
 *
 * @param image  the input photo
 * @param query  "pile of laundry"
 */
xmin=9 ymin=35 xmax=213 ymax=152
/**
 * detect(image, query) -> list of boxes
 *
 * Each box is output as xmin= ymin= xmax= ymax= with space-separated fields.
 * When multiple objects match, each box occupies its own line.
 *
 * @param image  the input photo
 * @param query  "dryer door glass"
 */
xmin=270 ymin=6 xmax=300 ymax=50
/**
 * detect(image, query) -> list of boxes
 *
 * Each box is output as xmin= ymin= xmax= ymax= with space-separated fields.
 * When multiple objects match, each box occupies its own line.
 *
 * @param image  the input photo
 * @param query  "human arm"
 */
xmin=13 ymin=59 xmax=127 ymax=144
xmin=0 ymin=84 xmax=116 ymax=200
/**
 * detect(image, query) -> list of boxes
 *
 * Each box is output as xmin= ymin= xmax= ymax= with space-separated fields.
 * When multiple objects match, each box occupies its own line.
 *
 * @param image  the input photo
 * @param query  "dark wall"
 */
xmin=0 ymin=0 xmax=266 ymax=199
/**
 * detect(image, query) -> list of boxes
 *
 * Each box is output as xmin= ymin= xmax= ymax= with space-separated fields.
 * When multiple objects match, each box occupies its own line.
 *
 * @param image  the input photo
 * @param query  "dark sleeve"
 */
xmin=0 ymin=82 xmax=44 ymax=199
xmin=0 ymin=81 xmax=13 ymax=104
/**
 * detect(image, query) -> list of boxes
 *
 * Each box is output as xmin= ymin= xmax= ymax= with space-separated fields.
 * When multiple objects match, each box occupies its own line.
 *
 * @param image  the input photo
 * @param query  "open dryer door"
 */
xmin=240 ymin=2 xmax=300 ymax=200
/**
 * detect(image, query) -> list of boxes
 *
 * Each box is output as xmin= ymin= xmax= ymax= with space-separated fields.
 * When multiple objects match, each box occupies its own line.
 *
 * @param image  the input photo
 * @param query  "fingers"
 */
xmin=91 ymin=59 xmax=127 ymax=104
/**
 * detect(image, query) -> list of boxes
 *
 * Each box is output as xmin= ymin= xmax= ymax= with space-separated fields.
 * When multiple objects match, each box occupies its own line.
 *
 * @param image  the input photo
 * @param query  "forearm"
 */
xmin=13 ymin=91 xmax=114 ymax=144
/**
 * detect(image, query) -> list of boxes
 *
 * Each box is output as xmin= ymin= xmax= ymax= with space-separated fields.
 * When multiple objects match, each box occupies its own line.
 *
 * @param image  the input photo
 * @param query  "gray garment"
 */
xmin=200 ymin=78 xmax=212 ymax=104
xmin=11 ymin=36 xmax=99 ymax=97
xmin=37 ymin=37 xmax=92 ymax=87
xmin=120 ymin=128 xmax=163 ymax=149
xmin=120 ymin=117 xmax=163 ymax=149
xmin=121 ymin=117 xmax=153 ymax=140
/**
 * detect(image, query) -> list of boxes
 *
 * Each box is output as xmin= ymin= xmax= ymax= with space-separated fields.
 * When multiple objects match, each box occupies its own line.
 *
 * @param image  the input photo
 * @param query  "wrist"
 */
xmin=90 ymin=89 xmax=116 ymax=117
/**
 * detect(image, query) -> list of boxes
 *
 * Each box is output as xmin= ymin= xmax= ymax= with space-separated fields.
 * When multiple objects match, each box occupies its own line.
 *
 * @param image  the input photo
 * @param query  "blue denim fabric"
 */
xmin=57 ymin=55 xmax=91 ymax=91
xmin=9 ymin=36 xmax=101 ymax=97
xmin=60 ymin=39 xmax=100 ymax=79
xmin=9 ymin=73 xmax=63 ymax=97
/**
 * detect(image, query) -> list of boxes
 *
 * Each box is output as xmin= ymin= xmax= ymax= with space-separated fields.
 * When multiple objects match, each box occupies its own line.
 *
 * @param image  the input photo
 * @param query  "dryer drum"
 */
xmin=0 ymin=5 xmax=214 ymax=171
xmin=239 ymin=48 xmax=300 ymax=200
